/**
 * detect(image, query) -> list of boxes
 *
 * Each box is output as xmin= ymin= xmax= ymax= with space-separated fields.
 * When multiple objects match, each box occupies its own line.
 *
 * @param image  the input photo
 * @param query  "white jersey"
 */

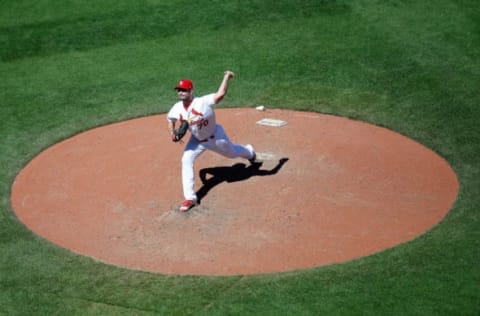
xmin=167 ymin=94 xmax=217 ymax=141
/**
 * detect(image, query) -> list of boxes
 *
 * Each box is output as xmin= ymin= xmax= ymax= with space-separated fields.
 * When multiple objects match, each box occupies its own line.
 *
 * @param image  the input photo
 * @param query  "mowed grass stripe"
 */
xmin=0 ymin=0 xmax=348 ymax=62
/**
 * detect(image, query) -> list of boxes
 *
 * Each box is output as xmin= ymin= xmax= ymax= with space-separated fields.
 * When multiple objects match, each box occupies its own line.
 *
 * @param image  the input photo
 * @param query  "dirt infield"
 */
xmin=11 ymin=108 xmax=459 ymax=275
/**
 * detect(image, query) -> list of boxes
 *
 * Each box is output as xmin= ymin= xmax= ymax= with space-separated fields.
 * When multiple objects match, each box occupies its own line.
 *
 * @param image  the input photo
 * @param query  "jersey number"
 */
xmin=195 ymin=119 xmax=209 ymax=130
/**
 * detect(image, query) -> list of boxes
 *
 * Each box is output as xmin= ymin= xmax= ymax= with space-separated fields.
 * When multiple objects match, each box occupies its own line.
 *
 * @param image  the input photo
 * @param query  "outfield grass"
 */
xmin=1 ymin=0 xmax=479 ymax=314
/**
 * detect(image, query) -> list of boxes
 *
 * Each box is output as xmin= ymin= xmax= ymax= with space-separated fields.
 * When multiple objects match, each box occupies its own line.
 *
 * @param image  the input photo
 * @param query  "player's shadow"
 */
xmin=196 ymin=158 xmax=289 ymax=204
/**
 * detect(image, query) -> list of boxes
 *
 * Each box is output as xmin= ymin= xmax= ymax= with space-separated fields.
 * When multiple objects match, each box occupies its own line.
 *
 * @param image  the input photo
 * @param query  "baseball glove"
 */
xmin=173 ymin=120 xmax=189 ymax=142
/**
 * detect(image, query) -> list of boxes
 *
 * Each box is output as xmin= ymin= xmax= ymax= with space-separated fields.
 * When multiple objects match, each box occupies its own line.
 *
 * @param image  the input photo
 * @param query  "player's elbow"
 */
xmin=214 ymin=91 xmax=226 ymax=104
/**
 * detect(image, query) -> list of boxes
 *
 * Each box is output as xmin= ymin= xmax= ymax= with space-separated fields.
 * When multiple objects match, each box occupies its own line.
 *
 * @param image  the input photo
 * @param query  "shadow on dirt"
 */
xmin=196 ymin=158 xmax=289 ymax=203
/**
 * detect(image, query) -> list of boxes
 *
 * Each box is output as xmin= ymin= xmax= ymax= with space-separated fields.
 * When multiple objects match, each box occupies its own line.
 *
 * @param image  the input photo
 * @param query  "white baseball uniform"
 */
xmin=167 ymin=93 xmax=254 ymax=202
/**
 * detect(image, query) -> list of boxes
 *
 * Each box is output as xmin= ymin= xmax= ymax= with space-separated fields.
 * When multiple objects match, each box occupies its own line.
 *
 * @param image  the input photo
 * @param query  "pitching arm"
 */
xmin=213 ymin=71 xmax=235 ymax=104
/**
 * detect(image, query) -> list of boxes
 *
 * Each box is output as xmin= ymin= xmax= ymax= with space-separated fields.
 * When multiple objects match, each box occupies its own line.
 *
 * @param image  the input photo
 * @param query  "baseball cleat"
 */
xmin=179 ymin=199 xmax=196 ymax=212
xmin=246 ymin=144 xmax=256 ymax=164
xmin=249 ymin=152 xmax=256 ymax=164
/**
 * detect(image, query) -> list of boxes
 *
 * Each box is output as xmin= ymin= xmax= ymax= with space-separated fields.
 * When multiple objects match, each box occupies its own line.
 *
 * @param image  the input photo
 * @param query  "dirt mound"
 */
xmin=11 ymin=109 xmax=458 ymax=275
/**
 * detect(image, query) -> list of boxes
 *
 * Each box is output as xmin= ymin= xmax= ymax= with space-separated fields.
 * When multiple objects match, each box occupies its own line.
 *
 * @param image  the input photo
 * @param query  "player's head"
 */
xmin=174 ymin=79 xmax=194 ymax=102
xmin=175 ymin=79 xmax=193 ymax=91
xmin=175 ymin=79 xmax=194 ymax=101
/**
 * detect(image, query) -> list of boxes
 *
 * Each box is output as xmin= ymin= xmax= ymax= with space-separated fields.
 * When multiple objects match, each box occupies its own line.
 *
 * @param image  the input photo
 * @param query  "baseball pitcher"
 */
xmin=167 ymin=71 xmax=256 ymax=212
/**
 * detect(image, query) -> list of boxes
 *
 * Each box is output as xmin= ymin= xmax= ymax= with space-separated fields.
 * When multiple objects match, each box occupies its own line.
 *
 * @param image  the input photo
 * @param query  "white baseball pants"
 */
xmin=181 ymin=124 xmax=254 ymax=202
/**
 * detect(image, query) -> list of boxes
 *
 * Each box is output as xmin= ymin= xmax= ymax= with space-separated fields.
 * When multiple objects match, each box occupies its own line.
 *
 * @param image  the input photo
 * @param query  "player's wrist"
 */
xmin=223 ymin=71 xmax=234 ymax=79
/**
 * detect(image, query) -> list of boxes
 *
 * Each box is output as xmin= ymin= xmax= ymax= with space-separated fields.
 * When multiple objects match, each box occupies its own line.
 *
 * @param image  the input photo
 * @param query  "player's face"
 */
xmin=176 ymin=88 xmax=193 ymax=100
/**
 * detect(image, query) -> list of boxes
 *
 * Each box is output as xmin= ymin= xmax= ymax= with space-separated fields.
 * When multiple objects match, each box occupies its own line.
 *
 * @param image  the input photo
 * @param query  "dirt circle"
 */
xmin=11 ymin=108 xmax=459 ymax=275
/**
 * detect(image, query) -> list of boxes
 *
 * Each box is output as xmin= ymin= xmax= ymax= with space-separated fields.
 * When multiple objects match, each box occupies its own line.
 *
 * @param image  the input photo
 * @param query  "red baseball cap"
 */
xmin=175 ymin=79 xmax=193 ymax=90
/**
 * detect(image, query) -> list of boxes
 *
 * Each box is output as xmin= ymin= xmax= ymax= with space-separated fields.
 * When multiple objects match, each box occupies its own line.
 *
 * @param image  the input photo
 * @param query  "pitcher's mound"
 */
xmin=11 ymin=108 xmax=458 ymax=275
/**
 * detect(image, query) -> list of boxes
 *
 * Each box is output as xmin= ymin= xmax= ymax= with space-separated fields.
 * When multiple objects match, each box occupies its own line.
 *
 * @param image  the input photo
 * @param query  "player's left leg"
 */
xmin=208 ymin=125 xmax=255 ymax=160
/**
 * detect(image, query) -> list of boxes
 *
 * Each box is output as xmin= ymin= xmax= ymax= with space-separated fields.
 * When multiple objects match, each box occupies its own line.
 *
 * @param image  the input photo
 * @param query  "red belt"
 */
xmin=199 ymin=134 xmax=215 ymax=142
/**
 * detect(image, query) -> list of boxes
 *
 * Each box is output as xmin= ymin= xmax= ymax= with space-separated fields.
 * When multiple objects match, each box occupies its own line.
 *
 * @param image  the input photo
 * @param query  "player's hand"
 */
xmin=224 ymin=71 xmax=235 ymax=79
xmin=171 ymin=132 xmax=178 ymax=142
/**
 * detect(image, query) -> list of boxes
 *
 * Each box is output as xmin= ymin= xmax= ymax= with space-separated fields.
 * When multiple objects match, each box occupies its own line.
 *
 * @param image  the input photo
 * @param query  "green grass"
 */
xmin=1 ymin=0 xmax=479 ymax=314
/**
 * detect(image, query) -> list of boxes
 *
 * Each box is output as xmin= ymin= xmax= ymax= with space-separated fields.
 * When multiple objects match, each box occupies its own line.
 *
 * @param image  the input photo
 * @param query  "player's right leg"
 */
xmin=180 ymin=137 xmax=205 ymax=211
